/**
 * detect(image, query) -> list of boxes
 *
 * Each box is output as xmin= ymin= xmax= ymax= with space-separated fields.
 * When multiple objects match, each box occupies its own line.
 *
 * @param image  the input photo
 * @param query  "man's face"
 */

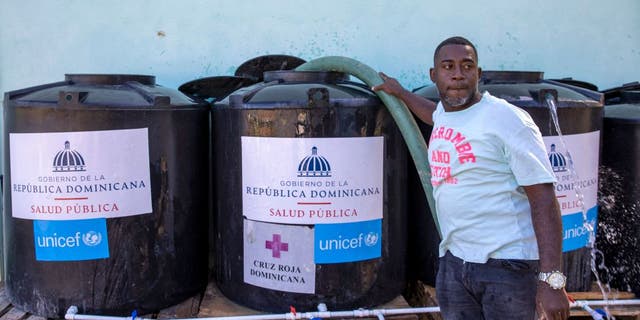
xmin=430 ymin=44 xmax=481 ymax=111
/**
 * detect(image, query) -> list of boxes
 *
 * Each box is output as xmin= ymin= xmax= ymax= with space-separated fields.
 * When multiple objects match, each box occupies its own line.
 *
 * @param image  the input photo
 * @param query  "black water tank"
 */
xmin=597 ymin=83 xmax=640 ymax=296
xmin=3 ymin=74 xmax=210 ymax=317
xmin=212 ymin=70 xmax=407 ymax=312
xmin=412 ymin=71 xmax=603 ymax=291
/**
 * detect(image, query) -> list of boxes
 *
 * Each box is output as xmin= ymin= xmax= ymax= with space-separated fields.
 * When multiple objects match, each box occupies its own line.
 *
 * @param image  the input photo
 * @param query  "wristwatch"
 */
xmin=538 ymin=270 xmax=567 ymax=290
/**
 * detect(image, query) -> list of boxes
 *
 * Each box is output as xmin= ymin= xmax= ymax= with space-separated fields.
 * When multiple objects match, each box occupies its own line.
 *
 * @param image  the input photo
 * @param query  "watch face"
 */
xmin=547 ymin=272 xmax=566 ymax=289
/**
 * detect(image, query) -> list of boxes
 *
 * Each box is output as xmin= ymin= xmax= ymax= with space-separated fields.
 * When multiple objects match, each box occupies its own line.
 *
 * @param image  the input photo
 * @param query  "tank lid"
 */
xmin=602 ymin=82 xmax=640 ymax=105
xmin=548 ymin=77 xmax=599 ymax=91
xmin=264 ymin=70 xmax=349 ymax=83
xmin=179 ymin=76 xmax=257 ymax=102
xmin=480 ymin=71 xmax=543 ymax=84
xmin=235 ymin=54 xmax=307 ymax=82
xmin=218 ymin=71 xmax=377 ymax=109
xmin=65 ymin=74 xmax=156 ymax=85
xmin=7 ymin=74 xmax=199 ymax=108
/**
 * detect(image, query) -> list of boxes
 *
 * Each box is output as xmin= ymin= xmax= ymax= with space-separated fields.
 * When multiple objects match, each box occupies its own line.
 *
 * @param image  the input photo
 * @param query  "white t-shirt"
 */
xmin=429 ymin=91 xmax=556 ymax=263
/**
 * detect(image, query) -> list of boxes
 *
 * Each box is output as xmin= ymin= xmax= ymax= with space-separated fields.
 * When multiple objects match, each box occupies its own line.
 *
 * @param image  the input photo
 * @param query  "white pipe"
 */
xmin=65 ymin=300 xmax=640 ymax=320
xmin=65 ymin=306 xmax=442 ymax=320
xmin=569 ymin=299 xmax=640 ymax=307
xmin=572 ymin=301 xmax=604 ymax=320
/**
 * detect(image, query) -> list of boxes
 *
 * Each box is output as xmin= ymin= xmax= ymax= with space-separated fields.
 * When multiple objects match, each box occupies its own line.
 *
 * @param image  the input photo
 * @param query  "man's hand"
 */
xmin=371 ymin=72 xmax=437 ymax=125
xmin=536 ymin=284 xmax=570 ymax=320
xmin=371 ymin=72 xmax=408 ymax=97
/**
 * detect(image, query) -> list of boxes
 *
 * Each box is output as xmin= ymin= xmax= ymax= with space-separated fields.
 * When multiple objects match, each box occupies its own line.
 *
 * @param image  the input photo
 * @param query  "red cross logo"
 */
xmin=265 ymin=234 xmax=288 ymax=258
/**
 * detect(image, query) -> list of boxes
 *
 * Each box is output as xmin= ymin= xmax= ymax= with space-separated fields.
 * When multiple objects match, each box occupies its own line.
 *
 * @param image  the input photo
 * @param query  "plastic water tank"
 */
xmin=597 ymin=82 xmax=640 ymax=296
xmin=212 ymin=70 xmax=407 ymax=312
xmin=3 ymin=74 xmax=210 ymax=317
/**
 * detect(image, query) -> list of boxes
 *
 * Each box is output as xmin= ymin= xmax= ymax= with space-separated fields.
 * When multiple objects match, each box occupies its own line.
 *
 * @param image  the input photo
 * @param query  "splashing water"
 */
xmin=597 ymin=166 xmax=640 ymax=293
xmin=545 ymin=94 xmax=614 ymax=319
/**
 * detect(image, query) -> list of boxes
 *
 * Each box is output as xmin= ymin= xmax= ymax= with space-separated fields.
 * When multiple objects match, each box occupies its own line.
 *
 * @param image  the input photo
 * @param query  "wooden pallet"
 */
xmin=196 ymin=281 xmax=417 ymax=320
xmin=0 ymin=284 xmax=46 ymax=320
xmin=0 ymin=280 xmax=416 ymax=320
xmin=1 ymin=279 xmax=638 ymax=320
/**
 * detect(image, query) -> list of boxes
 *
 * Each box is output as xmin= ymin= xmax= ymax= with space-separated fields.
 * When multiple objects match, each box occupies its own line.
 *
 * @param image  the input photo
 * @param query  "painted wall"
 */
xmin=2 ymin=0 xmax=639 ymax=95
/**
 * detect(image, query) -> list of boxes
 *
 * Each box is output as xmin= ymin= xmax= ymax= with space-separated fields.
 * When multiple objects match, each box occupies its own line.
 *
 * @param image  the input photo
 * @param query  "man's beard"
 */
xmin=437 ymin=87 xmax=475 ymax=108
xmin=442 ymin=93 xmax=473 ymax=108
xmin=442 ymin=95 xmax=471 ymax=107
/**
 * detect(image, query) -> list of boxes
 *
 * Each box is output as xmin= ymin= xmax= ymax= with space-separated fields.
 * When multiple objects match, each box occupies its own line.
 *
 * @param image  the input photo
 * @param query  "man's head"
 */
xmin=433 ymin=36 xmax=478 ymax=65
xmin=430 ymin=36 xmax=482 ymax=111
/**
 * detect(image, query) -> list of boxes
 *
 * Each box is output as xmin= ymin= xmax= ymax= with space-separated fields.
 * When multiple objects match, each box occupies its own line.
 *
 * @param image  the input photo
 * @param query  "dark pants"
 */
xmin=436 ymin=251 xmax=539 ymax=320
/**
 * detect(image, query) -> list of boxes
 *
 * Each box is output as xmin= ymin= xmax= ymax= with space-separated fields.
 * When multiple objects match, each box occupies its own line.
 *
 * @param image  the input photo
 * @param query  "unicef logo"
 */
xmin=364 ymin=232 xmax=379 ymax=247
xmin=82 ymin=231 xmax=102 ymax=246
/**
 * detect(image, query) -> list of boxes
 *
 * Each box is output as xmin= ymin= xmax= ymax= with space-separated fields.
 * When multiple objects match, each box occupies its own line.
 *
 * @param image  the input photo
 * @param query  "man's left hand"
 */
xmin=536 ymin=283 xmax=570 ymax=320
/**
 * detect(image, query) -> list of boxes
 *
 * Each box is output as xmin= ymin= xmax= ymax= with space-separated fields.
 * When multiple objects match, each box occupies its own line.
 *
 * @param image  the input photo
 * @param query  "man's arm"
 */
xmin=523 ymin=183 xmax=570 ymax=320
xmin=371 ymin=72 xmax=437 ymax=125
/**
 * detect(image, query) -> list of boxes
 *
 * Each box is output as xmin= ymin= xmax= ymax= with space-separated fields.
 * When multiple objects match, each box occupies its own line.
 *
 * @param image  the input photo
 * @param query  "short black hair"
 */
xmin=434 ymin=36 xmax=478 ymax=62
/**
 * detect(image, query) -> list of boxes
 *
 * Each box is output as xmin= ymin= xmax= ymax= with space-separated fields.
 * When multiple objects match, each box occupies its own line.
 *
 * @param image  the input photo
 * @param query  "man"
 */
xmin=373 ymin=36 xmax=570 ymax=320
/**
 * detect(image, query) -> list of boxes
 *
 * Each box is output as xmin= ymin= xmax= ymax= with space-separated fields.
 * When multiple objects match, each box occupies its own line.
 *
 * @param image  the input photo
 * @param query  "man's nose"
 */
xmin=451 ymin=65 xmax=465 ymax=79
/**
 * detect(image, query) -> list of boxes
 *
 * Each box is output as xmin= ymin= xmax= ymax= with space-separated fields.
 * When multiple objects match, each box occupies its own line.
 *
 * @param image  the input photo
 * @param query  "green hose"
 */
xmin=296 ymin=56 xmax=440 ymax=236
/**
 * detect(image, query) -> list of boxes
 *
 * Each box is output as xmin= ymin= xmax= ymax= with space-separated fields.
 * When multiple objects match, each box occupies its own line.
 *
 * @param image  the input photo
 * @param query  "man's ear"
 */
xmin=429 ymin=68 xmax=436 ymax=83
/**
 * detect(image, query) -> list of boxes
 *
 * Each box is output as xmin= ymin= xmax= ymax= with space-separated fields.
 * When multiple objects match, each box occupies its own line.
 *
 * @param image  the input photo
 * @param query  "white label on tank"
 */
xmin=9 ymin=128 xmax=152 ymax=220
xmin=243 ymin=219 xmax=315 ymax=293
xmin=242 ymin=136 xmax=384 ymax=225
xmin=543 ymin=131 xmax=600 ymax=251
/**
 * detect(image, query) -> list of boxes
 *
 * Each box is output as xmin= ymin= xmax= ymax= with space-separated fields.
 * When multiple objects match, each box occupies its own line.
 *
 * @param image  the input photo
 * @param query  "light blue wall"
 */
xmin=2 ymin=0 xmax=639 ymax=95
